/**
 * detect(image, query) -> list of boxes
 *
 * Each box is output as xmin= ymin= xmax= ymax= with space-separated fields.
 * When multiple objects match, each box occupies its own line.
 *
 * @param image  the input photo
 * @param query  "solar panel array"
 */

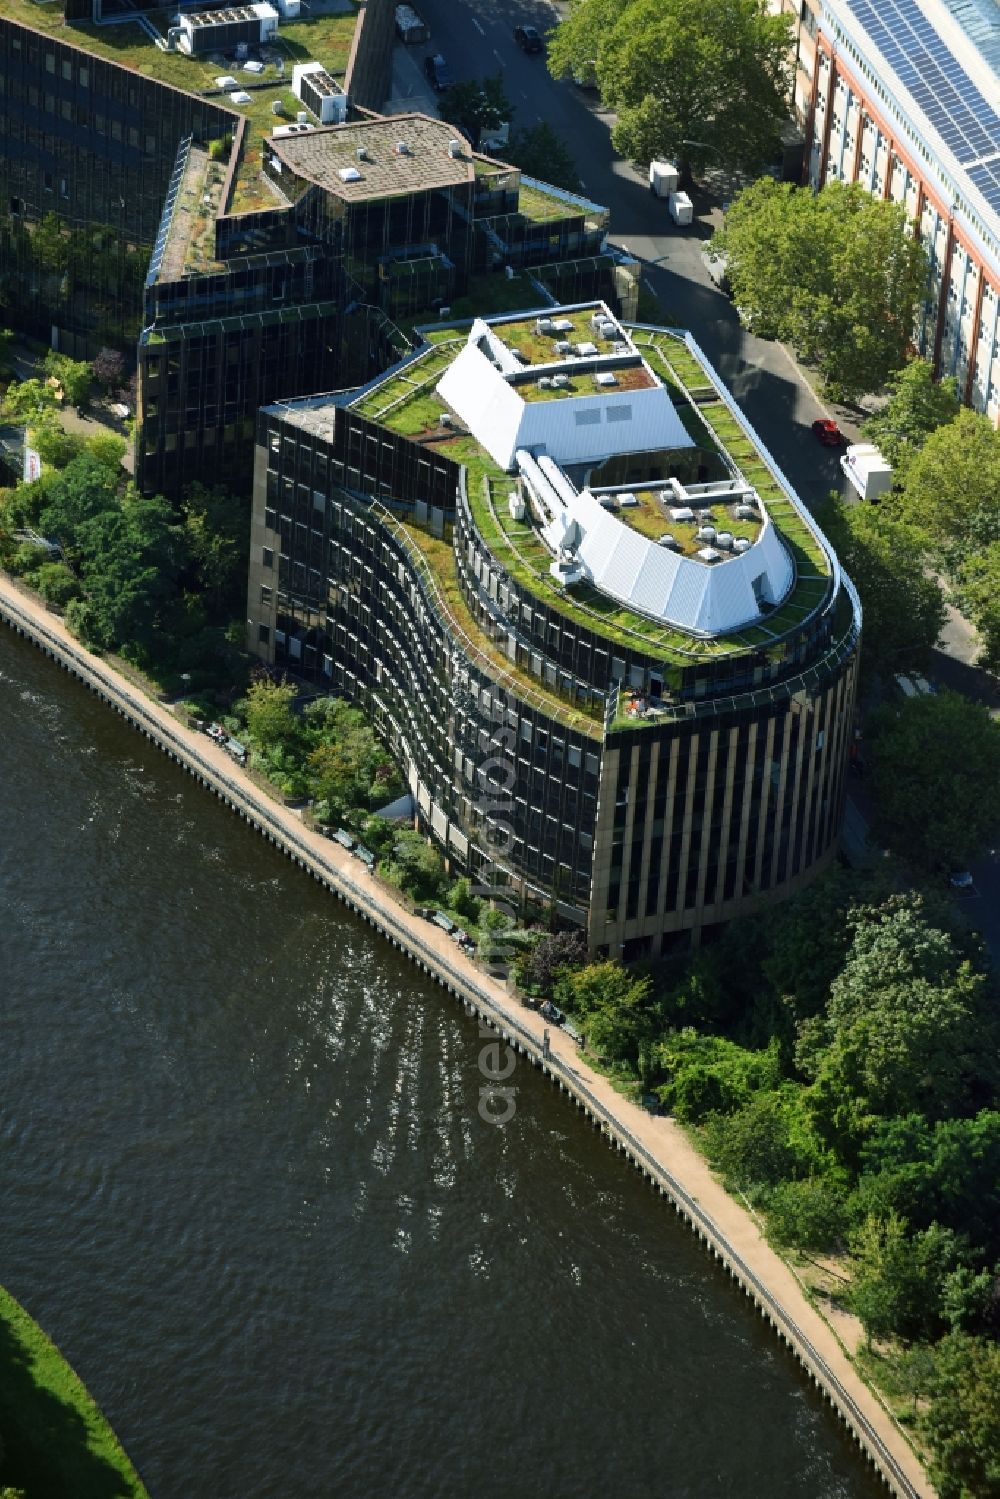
xmin=847 ymin=0 xmax=1000 ymax=213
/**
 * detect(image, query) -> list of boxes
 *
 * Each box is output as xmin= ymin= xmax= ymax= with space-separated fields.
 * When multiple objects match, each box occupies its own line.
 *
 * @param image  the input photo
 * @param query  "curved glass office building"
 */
xmin=249 ymin=303 xmax=861 ymax=956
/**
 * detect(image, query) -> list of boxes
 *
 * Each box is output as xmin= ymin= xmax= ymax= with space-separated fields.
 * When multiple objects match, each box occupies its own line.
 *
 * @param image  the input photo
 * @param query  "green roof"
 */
xmin=343 ymin=313 xmax=835 ymax=669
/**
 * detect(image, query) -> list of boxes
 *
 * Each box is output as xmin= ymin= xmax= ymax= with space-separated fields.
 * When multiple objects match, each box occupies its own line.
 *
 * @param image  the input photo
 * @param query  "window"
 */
xmin=262 ymin=546 xmax=274 ymax=568
xmin=258 ymin=623 xmax=270 ymax=645
xmin=574 ymin=409 xmax=601 ymax=426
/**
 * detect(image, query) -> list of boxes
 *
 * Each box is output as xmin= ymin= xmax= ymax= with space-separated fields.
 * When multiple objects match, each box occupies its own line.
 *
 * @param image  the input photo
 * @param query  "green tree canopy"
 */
xmin=891 ymin=406 xmax=1000 ymax=549
xmin=547 ymin=0 xmax=792 ymax=175
xmin=868 ymin=692 xmax=1000 ymax=869
xmin=713 ymin=179 xmax=927 ymax=400
xmin=1 ymin=378 xmax=57 ymax=425
xmin=556 ymin=960 xmax=655 ymax=1064
xmin=822 ymin=500 xmax=945 ymax=680
xmin=180 ymin=482 xmax=248 ymax=617
xmin=951 ymin=540 xmax=1000 ymax=674
xmin=847 ymin=1212 xmax=968 ymax=1343
xmin=42 ymin=351 xmax=91 ymax=407
xmin=439 ymin=74 xmax=511 ymax=149
xmin=923 ymin=1334 xmax=1000 ymax=1499
xmin=244 ymin=675 xmax=298 ymax=749
xmin=502 ymin=124 xmax=581 ymax=192
xmin=805 ymin=895 xmax=994 ymax=1133
xmin=861 ymin=357 xmax=960 ymax=482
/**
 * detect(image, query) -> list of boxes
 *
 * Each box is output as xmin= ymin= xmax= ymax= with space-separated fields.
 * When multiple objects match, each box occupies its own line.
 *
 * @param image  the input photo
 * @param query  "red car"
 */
xmin=811 ymin=417 xmax=844 ymax=447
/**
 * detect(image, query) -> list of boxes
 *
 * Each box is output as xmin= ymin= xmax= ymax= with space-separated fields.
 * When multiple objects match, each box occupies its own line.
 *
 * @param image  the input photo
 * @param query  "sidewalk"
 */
xmin=0 ymin=571 xmax=933 ymax=1499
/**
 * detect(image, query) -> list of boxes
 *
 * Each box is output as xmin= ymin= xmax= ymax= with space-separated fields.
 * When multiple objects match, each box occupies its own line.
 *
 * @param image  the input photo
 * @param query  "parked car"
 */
xmin=513 ymin=24 xmax=543 ymax=53
xmin=811 ymin=417 xmax=845 ymax=447
xmin=423 ymin=53 xmax=453 ymax=90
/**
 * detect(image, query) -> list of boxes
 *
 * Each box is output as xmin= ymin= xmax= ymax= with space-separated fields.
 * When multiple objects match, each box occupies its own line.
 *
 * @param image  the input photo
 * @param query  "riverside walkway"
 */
xmin=0 ymin=574 xmax=933 ymax=1499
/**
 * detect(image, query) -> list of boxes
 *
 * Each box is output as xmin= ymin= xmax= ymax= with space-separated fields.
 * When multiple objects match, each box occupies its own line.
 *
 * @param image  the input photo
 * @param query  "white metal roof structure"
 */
xmin=517 ymin=454 xmax=793 ymax=635
xmin=436 ymin=317 xmax=694 ymax=471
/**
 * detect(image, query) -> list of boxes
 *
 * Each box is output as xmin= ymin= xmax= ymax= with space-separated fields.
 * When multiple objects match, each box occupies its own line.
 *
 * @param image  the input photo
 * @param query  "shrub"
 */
xmin=767 ymin=1176 xmax=849 ymax=1251
xmin=33 ymin=560 xmax=81 ymax=608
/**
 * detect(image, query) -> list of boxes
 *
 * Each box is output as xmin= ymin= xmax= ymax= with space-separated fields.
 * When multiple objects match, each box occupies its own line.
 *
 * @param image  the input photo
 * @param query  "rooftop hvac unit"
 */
xmin=438 ymin=413 xmax=452 ymax=427
xmin=447 ymin=139 xmax=463 ymax=158
xmin=658 ymin=534 xmax=676 ymax=548
xmin=697 ymin=525 xmax=716 ymax=542
xmin=552 ymin=318 xmax=574 ymax=332
xmin=598 ymin=495 xmax=616 ymax=509
xmin=716 ymin=531 xmax=733 ymax=550
xmin=438 ymin=305 xmax=450 ymax=317
xmin=733 ymin=537 xmax=752 ymax=553
xmin=594 ymin=371 xmax=617 ymax=387
xmin=669 ymin=506 xmax=694 ymax=522
xmin=697 ymin=546 xmax=721 ymax=563
xmin=617 ymin=493 xmax=638 ymax=507
xmin=357 ymin=146 xmax=368 ymax=161
xmin=598 ymin=321 xmax=617 ymax=339
xmin=536 ymin=318 xmax=554 ymax=333
xmin=508 ymin=492 xmax=526 ymax=521
xmin=395 ymin=141 xmax=412 ymax=155
xmin=271 ymin=98 xmax=284 ymax=114
xmin=735 ymin=503 xmax=755 ymax=520
xmin=555 ymin=340 xmax=572 ymax=354
xmin=552 ymin=374 xmax=571 ymax=388
xmin=296 ymin=111 xmax=308 ymax=123
xmin=590 ymin=312 xmax=605 ymax=328
xmin=698 ymin=508 xmax=715 ymax=519
xmin=339 ymin=166 xmax=363 ymax=182
xmin=576 ymin=340 xmax=598 ymax=356
xmin=538 ymin=377 xmax=554 ymax=389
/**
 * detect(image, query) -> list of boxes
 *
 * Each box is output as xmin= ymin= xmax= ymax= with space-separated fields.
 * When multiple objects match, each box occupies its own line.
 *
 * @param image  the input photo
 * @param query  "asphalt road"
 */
xmin=400 ymin=0 xmax=857 ymax=513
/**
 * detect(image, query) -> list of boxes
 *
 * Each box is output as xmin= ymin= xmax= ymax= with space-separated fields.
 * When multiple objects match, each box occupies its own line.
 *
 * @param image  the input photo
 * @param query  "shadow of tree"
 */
xmin=0 ymin=1312 xmax=135 ymax=1499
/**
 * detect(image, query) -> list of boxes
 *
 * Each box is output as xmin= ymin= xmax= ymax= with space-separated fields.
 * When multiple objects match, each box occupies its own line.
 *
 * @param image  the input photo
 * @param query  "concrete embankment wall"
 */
xmin=344 ymin=0 xmax=395 ymax=111
xmin=0 ymin=588 xmax=925 ymax=1499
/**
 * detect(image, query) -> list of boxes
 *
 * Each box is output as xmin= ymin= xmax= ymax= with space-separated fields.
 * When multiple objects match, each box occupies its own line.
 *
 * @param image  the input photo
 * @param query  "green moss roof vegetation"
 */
xmin=5 ymin=2 xmax=359 ymax=220
xmin=350 ymin=322 xmax=835 ymax=667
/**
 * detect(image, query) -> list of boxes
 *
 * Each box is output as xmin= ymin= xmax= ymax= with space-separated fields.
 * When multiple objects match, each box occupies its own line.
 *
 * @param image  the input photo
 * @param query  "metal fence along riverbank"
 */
xmin=0 ymin=578 xmax=932 ymax=1499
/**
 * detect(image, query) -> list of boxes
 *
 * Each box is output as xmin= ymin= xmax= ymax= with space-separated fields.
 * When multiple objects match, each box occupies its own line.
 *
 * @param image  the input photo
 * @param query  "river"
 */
xmin=0 ymin=631 xmax=884 ymax=1499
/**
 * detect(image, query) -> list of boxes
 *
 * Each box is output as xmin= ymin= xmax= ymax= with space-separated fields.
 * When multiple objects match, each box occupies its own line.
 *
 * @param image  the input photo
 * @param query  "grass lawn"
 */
xmin=0 ymin=1284 xmax=148 ymax=1499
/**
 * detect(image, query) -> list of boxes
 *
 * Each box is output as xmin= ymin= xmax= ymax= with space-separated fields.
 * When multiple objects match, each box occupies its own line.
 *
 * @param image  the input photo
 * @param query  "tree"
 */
xmin=821 ymin=500 xmax=945 ymax=680
xmin=869 ymin=693 xmax=1000 ymax=869
xmin=556 ymin=960 xmax=655 ymax=1065
xmin=439 ymin=75 xmax=512 ymax=149
xmin=847 ymin=1213 xmax=967 ymax=1343
xmin=43 ymin=351 xmax=91 ymax=408
xmin=704 ymin=1088 xmax=811 ymax=1190
xmin=91 ymin=347 xmax=126 ymax=392
xmin=517 ymin=929 xmax=587 ymax=992
xmin=244 ymin=675 xmax=298 ymax=749
xmin=33 ymin=560 xmax=81 ymax=608
xmin=767 ymin=1174 xmax=849 ymax=1251
xmin=862 ymin=357 xmax=960 ymax=483
xmin=503 ymin=124 xmax=581 ymax=192
xmin=70 ymin=492 xmax=186 ymax=656
xmin=390 ymin=828 xmax=446 ymax=902
xmin=923 ymin=1334 xmax=1000 ymax=1499
xmin=0 ymin=377 xmax=56 ymax=424
xmin=892 ymin=406 xmax=1000 ymax=549
xmin=180 ymin=482 xmax=249 ymax=617
xmin=807 ymin=895 xmax=995 ymax=1134
xmin=949 ymin=541 xmax=1000 ymax=674
xmin=28 ymin=413 xmax=84 ymax=470
xmin=547 ymin=0 xmax=793 ymax=176
xmin=713 ymin=179 xmax=927 ymax=400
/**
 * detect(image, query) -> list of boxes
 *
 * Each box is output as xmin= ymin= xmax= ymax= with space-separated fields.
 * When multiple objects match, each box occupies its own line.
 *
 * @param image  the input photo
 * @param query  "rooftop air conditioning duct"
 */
xmin=438 ymin=413 xmax=452 ymax=427
xmin=594 ymin=371 xmax=617 ymax=387
xmin=396 ymin=141 xmax=412 ymax=155
xmin=697 ymin=525 xmax=716 ymax=542
xmin=536 ymin=318 xmax=554 ymax=333
xmin=448 ymin=139 xmax=463 ymax=158
xmin=552 ymin=374 xmax=571 ymax=388
xmin=357 ymin=146 xmax=368 ymax=161
xmin=555 ymin=340 xmax=572 ymax=354
xmin=658 ymin=534 xmax=676 ymax=548
xmin=716 ymin=531 xmax=733 ymax=550
xmin=734 ymin=537 xmax=752 ymax=553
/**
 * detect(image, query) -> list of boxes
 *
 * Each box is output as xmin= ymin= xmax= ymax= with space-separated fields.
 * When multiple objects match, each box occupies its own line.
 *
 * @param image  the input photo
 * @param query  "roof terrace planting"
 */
xmin=322 ymin=307 xmax=837 ymax=665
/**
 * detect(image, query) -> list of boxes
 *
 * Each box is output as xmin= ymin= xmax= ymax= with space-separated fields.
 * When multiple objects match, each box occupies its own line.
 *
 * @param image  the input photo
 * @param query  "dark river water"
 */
xmin=0 ymin=631 xmax=884 ymax=1499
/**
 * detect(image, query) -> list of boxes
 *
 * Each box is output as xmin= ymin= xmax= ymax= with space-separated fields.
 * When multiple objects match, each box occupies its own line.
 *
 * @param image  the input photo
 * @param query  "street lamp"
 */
xmin=681 ymin=138 xmax=722 ymax=160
